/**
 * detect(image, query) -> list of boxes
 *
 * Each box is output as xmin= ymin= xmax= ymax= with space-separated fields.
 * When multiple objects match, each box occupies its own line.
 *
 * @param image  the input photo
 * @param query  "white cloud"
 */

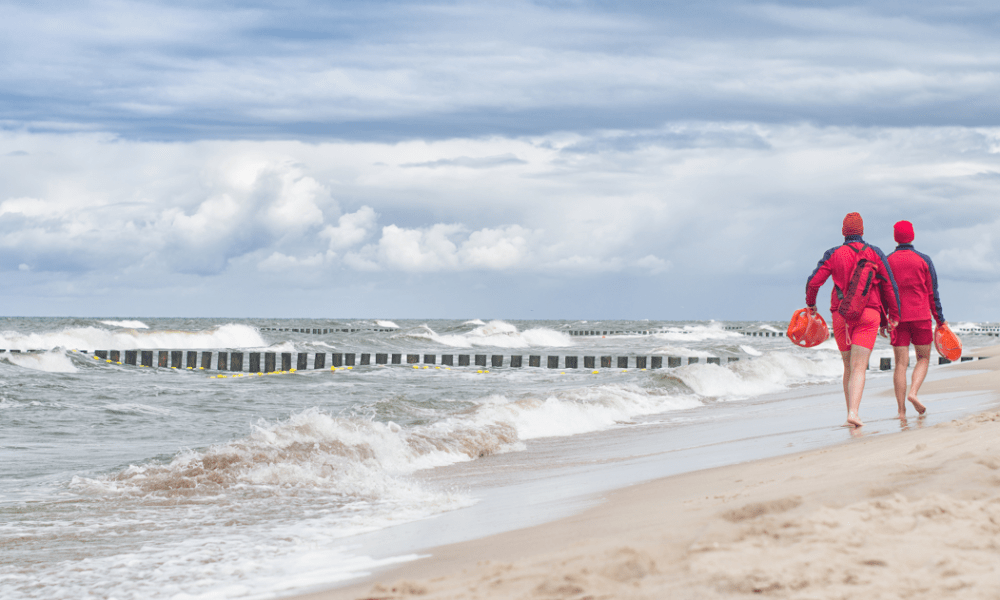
xmin=321 ymin=206 xmax=377 ymax=250
xmin=2 ymin=123 xmax=1000 ymax=318
xmin=636 ymin=255 xmax=671 ymax=274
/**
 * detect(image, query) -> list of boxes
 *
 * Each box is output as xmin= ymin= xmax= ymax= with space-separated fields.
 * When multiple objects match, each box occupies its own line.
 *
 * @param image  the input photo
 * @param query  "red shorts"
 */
xmin=831 ymin=308 xmax=880 ymax=352
xmin=891 ymin=319 xmax=933 ymax=347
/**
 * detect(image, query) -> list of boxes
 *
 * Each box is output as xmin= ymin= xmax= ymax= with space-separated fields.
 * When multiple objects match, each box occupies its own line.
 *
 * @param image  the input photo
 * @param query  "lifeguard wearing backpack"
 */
xmin=836 ymin=243 xmax=882 ymax=322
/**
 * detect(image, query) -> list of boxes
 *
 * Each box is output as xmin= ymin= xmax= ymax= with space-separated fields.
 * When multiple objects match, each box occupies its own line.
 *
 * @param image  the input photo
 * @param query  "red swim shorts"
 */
xmin=831 ymin=308 xmax=881 ymax=352
xmin=891 ymin=319 xmax=933 ymax=347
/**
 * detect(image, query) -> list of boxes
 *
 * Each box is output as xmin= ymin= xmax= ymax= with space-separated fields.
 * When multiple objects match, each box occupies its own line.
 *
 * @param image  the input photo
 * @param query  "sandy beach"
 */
xmin=299 ymin=345 xmax=1000 ymax=600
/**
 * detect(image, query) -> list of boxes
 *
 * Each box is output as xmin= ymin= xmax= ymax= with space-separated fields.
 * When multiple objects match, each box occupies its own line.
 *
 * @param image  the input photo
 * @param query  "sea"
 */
xmin=1 ymin=317 xmax=997 ymax=600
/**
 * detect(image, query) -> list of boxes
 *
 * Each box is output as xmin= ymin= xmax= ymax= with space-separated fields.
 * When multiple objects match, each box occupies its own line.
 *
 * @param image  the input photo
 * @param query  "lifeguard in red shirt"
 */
xmin=887 ymin=220 xmax=946 ymax=420
xmin=806 ymin=212 xmax=901 ymax=428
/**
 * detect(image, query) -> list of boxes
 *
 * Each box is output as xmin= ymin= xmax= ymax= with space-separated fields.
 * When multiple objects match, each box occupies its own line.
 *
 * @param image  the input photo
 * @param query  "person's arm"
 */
xmin=805 ymin=248 xmax=836 ymax=308
xmin=921 ymin=252 xmax=946 ymax=325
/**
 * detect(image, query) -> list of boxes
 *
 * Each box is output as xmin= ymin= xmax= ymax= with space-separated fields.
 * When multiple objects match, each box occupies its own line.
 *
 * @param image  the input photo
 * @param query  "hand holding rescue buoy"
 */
xmin=787 ymin=307 xmax=830 ymax=348
xmin=934 ymin=322 xmax=962 ymax=361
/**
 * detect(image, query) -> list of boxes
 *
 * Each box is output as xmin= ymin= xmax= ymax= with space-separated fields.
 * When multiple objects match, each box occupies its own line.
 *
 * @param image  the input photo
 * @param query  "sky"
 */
xmin=1 ymin=0 xmax=999 ymax=321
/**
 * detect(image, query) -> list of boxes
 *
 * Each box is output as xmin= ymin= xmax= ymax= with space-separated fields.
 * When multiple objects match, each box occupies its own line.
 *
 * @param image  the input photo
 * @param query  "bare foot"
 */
xmin=845 ymin=412 xmax=863 ymax=428
xmin=897 ymin=410 xmax=907 ymax=420
xmin=908 ymin=394 xmax=926 ymax=415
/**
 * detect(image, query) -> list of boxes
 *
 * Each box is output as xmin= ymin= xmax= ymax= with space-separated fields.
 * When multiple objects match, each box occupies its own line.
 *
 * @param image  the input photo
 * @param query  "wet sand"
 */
xmin=297 ymin=345 xmax=1000 ymax=599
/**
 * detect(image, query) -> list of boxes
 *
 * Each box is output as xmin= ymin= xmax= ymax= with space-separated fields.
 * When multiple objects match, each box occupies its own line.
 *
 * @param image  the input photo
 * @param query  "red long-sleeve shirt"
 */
xmin=805 ymin=236 xmax=900 ymax=323
xmin=887 ymin=244 xmax=945 ymax=323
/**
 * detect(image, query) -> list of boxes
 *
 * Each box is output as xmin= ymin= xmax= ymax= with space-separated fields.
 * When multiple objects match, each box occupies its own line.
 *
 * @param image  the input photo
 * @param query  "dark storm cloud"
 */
xmin=4 ymin=0 xmax=1000 ymax=141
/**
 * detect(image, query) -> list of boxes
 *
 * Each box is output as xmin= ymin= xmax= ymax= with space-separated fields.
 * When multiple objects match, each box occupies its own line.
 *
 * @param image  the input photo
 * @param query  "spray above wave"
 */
xmin=410 ymin=320 xmax=572 ymax=349
xmin=99 ymin=320 xmax=149 ymax=329
xmin=0 ymin=323 xmax=264 ymax=352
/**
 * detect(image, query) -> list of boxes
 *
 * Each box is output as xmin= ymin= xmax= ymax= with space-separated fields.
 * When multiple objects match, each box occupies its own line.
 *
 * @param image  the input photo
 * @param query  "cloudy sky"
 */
xmin=1 ymin=0 xmax=998 ymax=320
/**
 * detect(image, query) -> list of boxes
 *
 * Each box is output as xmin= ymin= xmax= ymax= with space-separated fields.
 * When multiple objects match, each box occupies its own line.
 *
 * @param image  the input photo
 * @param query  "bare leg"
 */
xmin=908 ymin=344 xmax=930 ymax=414
xmin=845 ymin=344 xmax=872 ymax=427
xmin=892 ymin=345 xmax=910 ymax=419
xmin=840 ymin=351 xmax=851 ymax=411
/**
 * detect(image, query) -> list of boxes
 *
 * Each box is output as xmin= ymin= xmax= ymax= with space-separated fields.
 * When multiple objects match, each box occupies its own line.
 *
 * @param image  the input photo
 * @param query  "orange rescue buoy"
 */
xmin=787 ymin=308 xmax=829 ymax=348
xmin=934 ymin=323 xmax=962 ymax=361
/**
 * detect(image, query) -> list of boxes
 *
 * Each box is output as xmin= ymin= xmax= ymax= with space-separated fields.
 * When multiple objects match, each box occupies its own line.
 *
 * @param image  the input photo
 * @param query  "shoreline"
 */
xmin=294 ymin=344 xmax=1000 ymax=599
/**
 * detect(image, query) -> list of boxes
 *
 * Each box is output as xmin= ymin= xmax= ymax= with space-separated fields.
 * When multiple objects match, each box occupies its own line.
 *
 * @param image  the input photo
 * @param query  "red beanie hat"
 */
xmin=894 ymin=220 xmax=914 ymax=244
xmin=842 ymin=212 xmax=863 ymax=236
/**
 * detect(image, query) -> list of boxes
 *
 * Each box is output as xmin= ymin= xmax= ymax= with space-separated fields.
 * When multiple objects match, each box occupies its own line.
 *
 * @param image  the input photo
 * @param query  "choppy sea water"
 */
xmin=1 ymin=317 xmax=996 ymax=600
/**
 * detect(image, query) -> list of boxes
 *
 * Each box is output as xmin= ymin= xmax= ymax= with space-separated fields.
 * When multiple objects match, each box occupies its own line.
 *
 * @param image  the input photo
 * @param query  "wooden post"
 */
xmin=187 ymin=351 xmax=198 ymax=369
xmin=688 ymin=357 xmax=699 ymax=365
xmin=459 ymin=355 xmax=470 ymax=366
xmin=547 ymin=356 xmax=559 ymax=368
xmin=668 ymin=357 xmax=681 ymax=368
xmin=110 ymin=350 xmax=120 ymax=362
xmin=492 ymin=355 xmax=503 ymax=367
xmin=600 ymin=356 xmax=612 ymax=368
xmin=565 ymin=356 xmax=578 ymax=368
xmin=216 ymin=352 xmax=228 ymax=371
xmin=879 ymin=357 xmax=891 ymax=371
xmin=584 ymin=356 xmax=595 ymax=369
xmin=331 ymin=353 xmax=344 ymax=367
xmin=441 ymin=354 xmax=453 ymax=366
xmin=345 ymin=353 xmax=355 ymax=366
xmin=296 ymin=353 xmax=308 ymax=370
xmin=406 ymin=354 xmax=419 ymax=364
xmin=282 ymin=353 xmax=292 ymax=371
xmin=423 ymin=354 xmax=435 ymax=365
xmin=361 ymin=353 xmax=371 ymax=365
xmin=125 ymin=350 xmax=137 ymax=365
xmin=376 ymin=353 xmax=388 ymax=365
xmin=475 ymin=355 xmax=487 ymax=367
xmin=265 ymin=352 xmax=276 ymax=373
xmin=314 ymin=353 xmax=326 ymax=369
xmin=249 ymin=353 xmax=261 ymax=373
xmin=158 ymin=351 xmax=169 ymax=367
xmin=510 ymin=355 xmax=523 ymax=367
xmin=651 ymin=356 xmax=662 ymax=369
xmin=617 ymin=357 xmax=628 ymax=369
xmin=707 ymin=357 xmax=721 ymax=365
xmin=391 ymin=353 xmax=401 ymax=365
xmin=529 ymin=355 xmax=541 ymax=367
xmin=202 ymin=351 xmax=213 ymax=369
xmin=231 ymin=352 xmax=244 ymax=371
xmin=635 ymin=356 xmax=646 ymax=369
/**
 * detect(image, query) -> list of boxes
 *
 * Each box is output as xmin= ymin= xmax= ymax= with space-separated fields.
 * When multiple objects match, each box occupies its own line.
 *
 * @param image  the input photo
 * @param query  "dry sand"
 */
xmin=299 ymin=346 xmax=1000 ymax=600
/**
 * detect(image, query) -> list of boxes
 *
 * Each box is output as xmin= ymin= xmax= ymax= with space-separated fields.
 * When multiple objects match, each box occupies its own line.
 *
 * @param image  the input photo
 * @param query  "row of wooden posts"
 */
xmin=86 ymin=350 xmax=738 ymax=372
xmin=82 ymin=350 xmax=983 ymax=373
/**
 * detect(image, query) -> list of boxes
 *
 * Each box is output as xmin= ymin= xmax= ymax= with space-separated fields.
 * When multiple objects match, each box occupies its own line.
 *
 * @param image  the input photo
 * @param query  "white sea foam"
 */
xmin=0 ymin=323 xmax=264 ymax=352
xmin=376 ymin=320 xmax=399 ymax=328
xmin=5 ymin=351 xmax=78 ymax=373
xmin=670 ymin=350 xmax=843 ymax=400
xmin=463 ymin=319 xmax=486 ymax=325
xmin=740 ymin=345 xmax=763 ymax=357
xmin=99 ymin=319 xmax=149 ymax=329
xmin=472 ymin=384 xmax=701 ymax=440
xmin=650 ymin=322 xmax=743 ymax=342
xmin=413 ymin=320 xmax=572 ymax=348
xmin=651 ymin=345 xmax=717 ymax=358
